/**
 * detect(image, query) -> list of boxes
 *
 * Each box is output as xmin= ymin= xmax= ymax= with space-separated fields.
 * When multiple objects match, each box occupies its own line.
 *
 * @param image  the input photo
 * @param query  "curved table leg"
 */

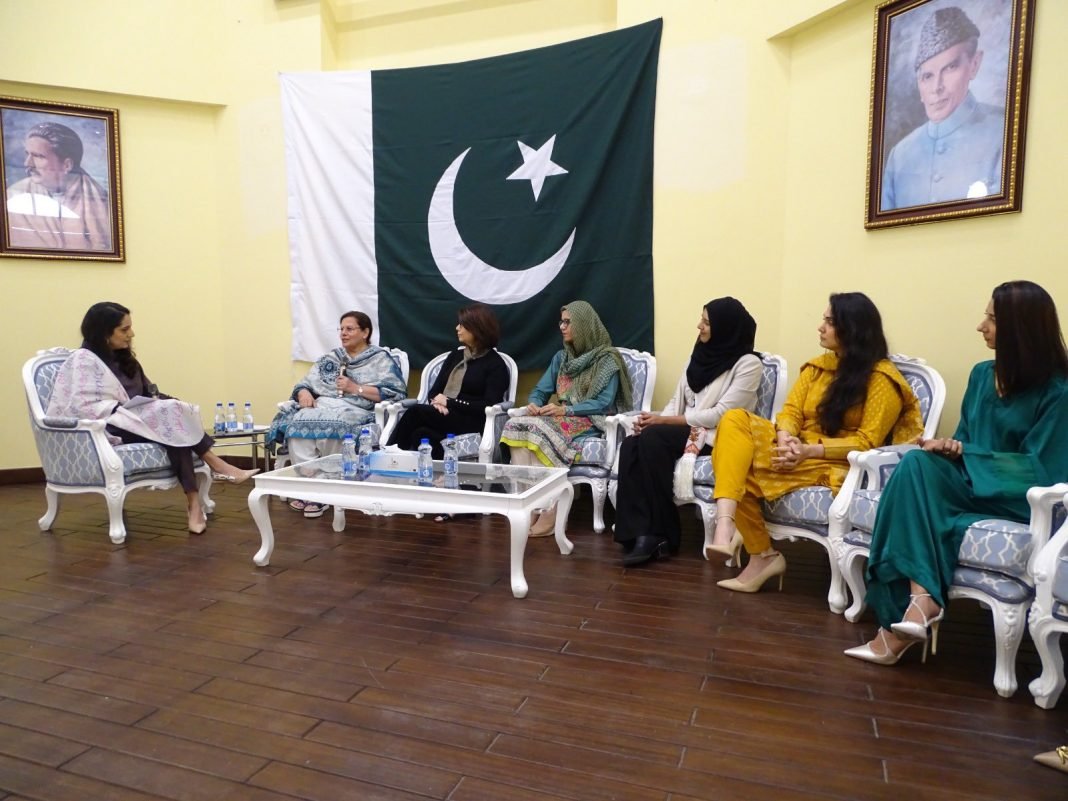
xmin=332 ymin=506 xmax=347 ymax=533
xmin=507 ymin=509 xmax=530 ymax=599
xmin=248 ymin=489 xmax=274 ymax=566
xmin=553 ymin=483 xmax=575 ymax=555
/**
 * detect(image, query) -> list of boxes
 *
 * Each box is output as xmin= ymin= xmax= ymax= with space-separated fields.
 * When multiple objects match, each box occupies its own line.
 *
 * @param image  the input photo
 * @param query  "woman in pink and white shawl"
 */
xmin=47 ymin=302 xmax=257 ymax=534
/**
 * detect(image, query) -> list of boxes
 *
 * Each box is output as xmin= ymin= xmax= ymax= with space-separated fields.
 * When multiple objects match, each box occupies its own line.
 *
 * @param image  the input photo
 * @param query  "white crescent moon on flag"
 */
xmin=428 ymin=147 xmax=576 ymax=305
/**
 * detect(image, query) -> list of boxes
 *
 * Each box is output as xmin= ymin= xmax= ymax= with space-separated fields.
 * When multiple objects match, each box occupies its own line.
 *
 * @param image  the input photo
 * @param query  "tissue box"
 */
xmin=369 ymin=449 xmax=418 ymax=475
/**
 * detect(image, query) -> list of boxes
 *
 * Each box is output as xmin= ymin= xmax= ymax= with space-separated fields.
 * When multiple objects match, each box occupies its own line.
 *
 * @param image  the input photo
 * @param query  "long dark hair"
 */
xmin=80 ymin=301 xmax=139 ymax=377
xmin=992 ymin=281 xmax=1068 ymax=396
xmin=817 ymin=292 xmax=889 ymax=435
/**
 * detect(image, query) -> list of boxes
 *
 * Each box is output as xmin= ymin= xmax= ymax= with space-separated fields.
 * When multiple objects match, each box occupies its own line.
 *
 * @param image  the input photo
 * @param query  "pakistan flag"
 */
xmin=280 ymin=19 xmax=660 ymax=369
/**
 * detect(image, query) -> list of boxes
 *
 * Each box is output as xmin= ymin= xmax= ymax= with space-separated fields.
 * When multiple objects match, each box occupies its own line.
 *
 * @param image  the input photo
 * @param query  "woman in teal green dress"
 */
xmin=846 ymin=281 xmax=1068 ymax=665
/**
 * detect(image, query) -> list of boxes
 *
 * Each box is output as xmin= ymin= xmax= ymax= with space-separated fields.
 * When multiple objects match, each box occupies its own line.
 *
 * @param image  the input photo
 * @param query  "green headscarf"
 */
xmin=558 ymin=300 xmax=633 ymax=412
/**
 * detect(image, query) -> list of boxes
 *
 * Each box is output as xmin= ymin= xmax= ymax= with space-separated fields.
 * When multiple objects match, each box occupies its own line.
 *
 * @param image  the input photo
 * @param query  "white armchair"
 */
xmin=23 ymin=348 xmax=215 ymax=545
xmin=272 ymin=347 xmax=409 ymax=471
xmin=667 ymin=352 xmax=789 ymax=561
xmin=493 ymin=347 xmax=656 ymax=533
xmin=379 ymin=348 xmax=519 ymax=463
xmin=766 ymin=355 xmax=946 ymax=613
xmin=1028 ymin=491 xmax=1068 ymax=708
xmin=838 ymin=466 xmax=1067 ymax=698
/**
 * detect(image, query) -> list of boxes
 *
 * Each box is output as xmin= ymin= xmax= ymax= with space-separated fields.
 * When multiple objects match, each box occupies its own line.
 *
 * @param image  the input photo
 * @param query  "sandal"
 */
xmin=303 ymin=502 xmax=328 ymax=518
xmin=288 ymin=499 xmax=307 ymax=512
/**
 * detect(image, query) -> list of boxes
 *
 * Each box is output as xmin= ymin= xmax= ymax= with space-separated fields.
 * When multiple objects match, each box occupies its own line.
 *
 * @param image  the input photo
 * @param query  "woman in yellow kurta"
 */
xmin=709 ymin=293 xmax=923 ymax=592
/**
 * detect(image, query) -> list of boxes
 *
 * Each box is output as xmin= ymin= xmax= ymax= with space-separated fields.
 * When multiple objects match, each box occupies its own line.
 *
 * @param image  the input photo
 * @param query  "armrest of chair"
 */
xmin=377 ymin=398 xmax=417 ymax=443
xmin=1026 ymin=484 xmax=1068 ymax=582
xmin=850 ymin=444 xmax=919 ymax=490
xmin=476 ymin=401 xmax=515 ymax=462
xmin=42 ymin=415 xmax=82 ymax=429
xmin=602 ymin=412 xmax=640 ymax=470
xmin=506 ymin=406 xmax=532 ymax=418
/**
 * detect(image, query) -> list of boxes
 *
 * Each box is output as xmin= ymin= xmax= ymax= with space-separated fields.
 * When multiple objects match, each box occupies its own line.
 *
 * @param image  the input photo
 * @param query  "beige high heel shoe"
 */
xmin=716 ymin=549 xmax=786 ymax=593
xmin=890 ymin=593 xmax=945 ymax=655
xmin=705 ymin=515 xmax=743 ymax=564
xmin=529 ymin=505 xmax=557 ymax=537
xmin=843 ymin=629 xmax=921 ymax=665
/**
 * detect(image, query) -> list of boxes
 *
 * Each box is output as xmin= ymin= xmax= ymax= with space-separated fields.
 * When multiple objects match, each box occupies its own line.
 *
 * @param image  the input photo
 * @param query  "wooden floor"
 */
xmin=0 ymin=480 xmax=1065 ymax=801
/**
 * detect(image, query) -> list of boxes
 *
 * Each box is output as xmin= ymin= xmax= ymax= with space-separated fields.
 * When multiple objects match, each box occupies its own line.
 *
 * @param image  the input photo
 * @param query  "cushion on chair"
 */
xmin=755 ymin=362 xmax=780 ymax=420
xmin=116 ymin=443 xmax=177 ymax=479
xmin=693 ymin=456 xmax=715 ymax=486
xmin=848 ymin=489 xmax=881 ymax=533
xmin=621 ymin=353 xmax=649 ymax=410
xmin=450 ymin=433 xmax=481 ymax=460
xmin=1053 ymin=601 xmax=1068 ymax=623
xmin=579 ymin=437 xmax=608 ymax=465
xmin=843 ymin=529 xmax=873 ymax=549
xmin=902 ymin=371 xmax=935 ymax=426
xmin=957 ymin=519 xmax=1033 ymax=581
xmin=951 ymin=566 xmax=1033 ymax=605
xmin=1053 ymin=555 xmax=1068 ymax=606
xmin=764 ymin=486 xmax=834 ymax=534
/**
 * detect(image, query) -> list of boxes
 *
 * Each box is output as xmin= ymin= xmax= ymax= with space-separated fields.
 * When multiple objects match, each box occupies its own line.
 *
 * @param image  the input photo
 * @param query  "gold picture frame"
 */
xmin=865 ymin=0 xmax=1035 ymax=229
xmin=1 ymin=95 xmax=124 ymax=260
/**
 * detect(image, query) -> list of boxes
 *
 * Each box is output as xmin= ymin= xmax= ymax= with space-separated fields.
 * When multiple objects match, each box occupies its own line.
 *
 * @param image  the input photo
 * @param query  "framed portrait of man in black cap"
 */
xmin=865 ymin=0 xmax=1036 ymax=229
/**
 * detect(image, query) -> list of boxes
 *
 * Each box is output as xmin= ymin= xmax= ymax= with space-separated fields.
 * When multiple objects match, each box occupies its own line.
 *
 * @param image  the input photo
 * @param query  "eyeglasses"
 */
xmin=338 ymin=326 xmax=361 ymax=334
xmin=558 ymin=319 xmax=572 ymax=329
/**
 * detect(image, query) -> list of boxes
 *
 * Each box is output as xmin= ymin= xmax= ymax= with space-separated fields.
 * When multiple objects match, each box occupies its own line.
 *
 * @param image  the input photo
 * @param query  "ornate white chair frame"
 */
xmin=379 ymin=348 xmax=519 ymax=463
xmin=494 ymin=347 xmax=656 ymax=533
xmin=272 ymin=347 xmax=410 ymax=471
xmin=1028 ymin=490 xmax=1068 ymax=708
xmin=24 ymin=348 xmax=215 ymax=545
xmin=765 ymin=355 xmax=946 ymax=613
xmin=636 ymin=353 xmax=788 ymax=559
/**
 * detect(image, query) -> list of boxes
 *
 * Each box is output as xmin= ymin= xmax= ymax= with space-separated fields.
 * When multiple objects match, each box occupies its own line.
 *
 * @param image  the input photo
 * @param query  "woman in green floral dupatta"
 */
xmin=501 ymin=300 xmax=632 ymax=536
xmin=269 ymin=310 xmax=407 ymax=517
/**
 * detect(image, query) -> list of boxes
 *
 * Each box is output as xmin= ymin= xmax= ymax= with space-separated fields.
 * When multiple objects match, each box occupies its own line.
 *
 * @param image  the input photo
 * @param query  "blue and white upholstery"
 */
xmin=763 ymin=354 xmax=945 ymax=614
xmin=272 ymin=348 xmax=410 ymax=471
xmin=23 ymin=348 xmax=215 ymax=545
xmin=1028 ymin=491 xmax=1068 ymax=708
xmin=496 ymin=347 xmax=656 ymax=533
xmin=837 ymin=458 xmax=1066 ymax=699
xmin=670 ymin=353 xmax=789 ymax=560
xmin=379 ymin=348 xmax=518 ymax=463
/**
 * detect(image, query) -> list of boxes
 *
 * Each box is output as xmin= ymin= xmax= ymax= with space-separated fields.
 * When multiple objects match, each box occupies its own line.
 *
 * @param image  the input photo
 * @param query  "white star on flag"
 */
xmin=507 ymin=134 xmax=568 ymax=201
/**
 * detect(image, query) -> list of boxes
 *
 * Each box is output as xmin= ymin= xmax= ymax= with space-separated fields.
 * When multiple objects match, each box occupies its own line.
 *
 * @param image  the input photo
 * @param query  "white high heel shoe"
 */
xmin=844 ymin=629 xmax=922 ymax=665
xmin=890 ymin=593 xmax=944 ymax=655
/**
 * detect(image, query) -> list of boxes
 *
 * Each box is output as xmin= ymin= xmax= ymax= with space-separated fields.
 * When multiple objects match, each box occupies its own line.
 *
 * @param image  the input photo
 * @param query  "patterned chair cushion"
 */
xmin=848 ymin=489 xmax=880 ymax=533
xmin=450 ymin=432 xmax=481 ymax=461
xmin=693 ymin=456 xmax=715 ymax=486
xmin=1053 ymin=555 xmax=1068 ymax=606
xmin=901 ymin=370 xmax=935 ymax=426
xmin=957 ymin=519 xmax=1033 ymax=581
xmin=620 ymin=352 xmax=649 ymax=412
xmin=849 ymin=489 xmax=1034 ymax=581
xmin=952 ymin=566 xmax=1032 ymax=605
xmin=755 ymin=361 xmax=780 ymax=420
xmin=578 ymin=437 xmax=608 ymax=466
xmin=763 ymin=486 xmax=834 ymax=534
xmin=116 ymin=442 xmax=174 ymax=475
xmin=33 ymin=425 xmax=105 ymax=486
xmin=693 ymin=485 xmax=713 ymax=502
xmin=843 ymin=529 xmax=872 ymax=549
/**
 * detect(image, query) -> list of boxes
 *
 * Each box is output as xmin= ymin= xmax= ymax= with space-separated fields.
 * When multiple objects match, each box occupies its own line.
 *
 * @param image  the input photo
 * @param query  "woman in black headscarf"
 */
xmin=614 ymin=297 xmax=761 ymax=565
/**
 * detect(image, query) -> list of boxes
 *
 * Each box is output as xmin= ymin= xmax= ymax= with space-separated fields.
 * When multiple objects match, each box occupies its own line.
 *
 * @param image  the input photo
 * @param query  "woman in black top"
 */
xmin=386 ymin=303 xmax=510 ymax=458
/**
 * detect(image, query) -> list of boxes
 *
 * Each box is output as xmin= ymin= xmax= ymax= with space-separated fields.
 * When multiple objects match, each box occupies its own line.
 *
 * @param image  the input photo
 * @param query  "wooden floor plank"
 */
xmin=0 ymin=481 xmax=1064 ymax=801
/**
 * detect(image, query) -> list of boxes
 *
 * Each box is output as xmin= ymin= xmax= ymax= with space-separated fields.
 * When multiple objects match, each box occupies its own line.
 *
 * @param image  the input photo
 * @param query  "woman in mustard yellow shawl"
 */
xmin=709 ymin=293 xmax=923 ymax=592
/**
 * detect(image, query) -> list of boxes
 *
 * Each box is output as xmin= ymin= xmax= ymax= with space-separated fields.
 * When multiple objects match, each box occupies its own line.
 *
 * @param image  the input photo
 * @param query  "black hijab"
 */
xmin=685 ymin=297 xmax=758 ymax=392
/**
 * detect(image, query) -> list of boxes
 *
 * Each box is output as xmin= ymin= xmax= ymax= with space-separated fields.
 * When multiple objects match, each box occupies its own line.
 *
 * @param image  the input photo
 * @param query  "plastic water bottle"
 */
xmin=341 ymin=433 xmax=357 ymax=479
xmin=226 ymin=401 xmax=238 ymax=432
xmin=242 ymin=402 xmax=254 ymax=431
xmin=213 ymin=402 xmax=225 ymax=435
xmin=358 ymin=427 xmax=373 ymax=477
xmin=443 ymin=433 xmax=458 ymax=478
xmin=417 ymin=438 xmax=433 ymax=486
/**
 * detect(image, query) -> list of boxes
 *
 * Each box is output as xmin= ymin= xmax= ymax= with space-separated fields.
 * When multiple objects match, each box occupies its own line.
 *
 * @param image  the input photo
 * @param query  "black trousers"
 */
xmin=108 ymin=426 xmax=213 ymax=493
xmin=386 ymin=404 xmax=484 ymax=459
xmin=613 ymin=424 xmax=709 ymax=551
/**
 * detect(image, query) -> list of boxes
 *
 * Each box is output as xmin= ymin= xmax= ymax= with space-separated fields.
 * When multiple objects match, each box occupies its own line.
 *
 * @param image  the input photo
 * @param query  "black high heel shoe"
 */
xmin=622 ymin=535 xmax=669 ymax=566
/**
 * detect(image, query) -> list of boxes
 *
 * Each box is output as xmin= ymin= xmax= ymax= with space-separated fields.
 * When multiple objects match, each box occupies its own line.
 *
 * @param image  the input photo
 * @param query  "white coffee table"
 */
xmin=246 ymin=455 xmax=574 ymax=598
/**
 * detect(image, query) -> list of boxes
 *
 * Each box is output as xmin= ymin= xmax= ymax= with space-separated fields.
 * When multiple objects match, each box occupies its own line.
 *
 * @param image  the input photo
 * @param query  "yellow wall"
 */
xmin=1 ymin=0 xmax=1064 ymax=471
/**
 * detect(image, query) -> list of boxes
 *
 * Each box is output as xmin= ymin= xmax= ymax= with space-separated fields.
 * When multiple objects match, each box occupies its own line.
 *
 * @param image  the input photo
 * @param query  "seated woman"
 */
xmin=269 ymin=310 xmax=406 ymax=517
xmin=846 ymin=281 xmax=1068 ymax=665
xmin=48 ymin=302 xmax=257 ymax=534
xmin=614 ymin=297 xmax=762 ymax=566
xmin=501 ymin=300 xmax=632 ymax=536
xmin=710 ymin=292 xmax=923 ymax=592
xmin=386 ymin=303 xmax=509 ymax=458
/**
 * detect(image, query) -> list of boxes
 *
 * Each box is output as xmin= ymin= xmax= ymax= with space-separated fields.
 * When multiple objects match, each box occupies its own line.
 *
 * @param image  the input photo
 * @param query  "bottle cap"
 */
xmin=420 ymin=438 xmax=430 ymax=444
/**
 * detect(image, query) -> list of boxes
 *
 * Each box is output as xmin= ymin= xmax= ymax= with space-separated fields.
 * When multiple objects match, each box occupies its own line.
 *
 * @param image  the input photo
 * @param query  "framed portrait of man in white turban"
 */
xmin=0 ymin=96 xmax=124 ymax=260
xmin=865 ymin=0 xmax=1035 ymax=229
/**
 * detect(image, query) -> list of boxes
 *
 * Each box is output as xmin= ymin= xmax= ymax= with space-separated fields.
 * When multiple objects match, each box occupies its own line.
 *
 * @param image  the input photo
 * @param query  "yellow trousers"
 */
xmin=712 ymin=409 xmax=775 ymax=554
